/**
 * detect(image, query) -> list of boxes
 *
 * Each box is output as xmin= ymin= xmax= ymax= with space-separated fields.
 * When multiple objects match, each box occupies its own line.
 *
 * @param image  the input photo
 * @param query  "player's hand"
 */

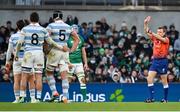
xmin=144 ymin=16 xmax=151 ymax=24
xmin=5 ymin=63 xmax=11 ymax=75
xmin=84 ymin=64 xmax=89 ymax=71
xmin=62 ymin=46 xmax=70 ymax=52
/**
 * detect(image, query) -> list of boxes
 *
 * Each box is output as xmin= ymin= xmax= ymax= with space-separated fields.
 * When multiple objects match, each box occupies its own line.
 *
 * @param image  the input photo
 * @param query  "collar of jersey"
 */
xmin=30 ymin=23 xmax=40 ymax=26
xmin=55 ymin=20 xmax=64 ymax=23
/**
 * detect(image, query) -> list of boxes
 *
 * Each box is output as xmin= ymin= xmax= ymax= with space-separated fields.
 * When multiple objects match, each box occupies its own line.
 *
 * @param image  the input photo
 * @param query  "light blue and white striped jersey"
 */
xmin=46 ymin=20 xmax=73 ymax=46
xmin=7 ymin=31 xmax=24 ymax=60
xmin=20 ymin=23 xmax=48 ymax=51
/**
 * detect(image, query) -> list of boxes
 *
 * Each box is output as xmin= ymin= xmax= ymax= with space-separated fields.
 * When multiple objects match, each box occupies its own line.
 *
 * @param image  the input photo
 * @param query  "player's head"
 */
xmin=53 ymin=11 xmax=63 ymax=20
xmin=30 ymin=12 xmax=39 ymax=23
xmin=157 ymin=26 xmax=166 ymax=37
xmin=16 ymin=20 xmax=25 ymax=30
xmin=72 ymin=24 xmax=79 ymax=33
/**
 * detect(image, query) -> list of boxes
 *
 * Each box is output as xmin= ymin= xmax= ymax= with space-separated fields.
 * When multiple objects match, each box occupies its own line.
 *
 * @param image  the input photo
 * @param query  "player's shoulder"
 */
xmin=10 ymin=32 xmax=20 ymax=41
xmin=11 ymin=32 xmax=20 ymax=38
xmin=62 ymin=22 xmax=70 ymax=27
xmin=47 ymin=22 xmax=54 ymax=27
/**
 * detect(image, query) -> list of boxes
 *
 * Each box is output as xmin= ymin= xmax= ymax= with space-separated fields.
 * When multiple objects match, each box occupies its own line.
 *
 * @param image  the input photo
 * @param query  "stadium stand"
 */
xmin=0 ymin=0 xmax=179 ymax=83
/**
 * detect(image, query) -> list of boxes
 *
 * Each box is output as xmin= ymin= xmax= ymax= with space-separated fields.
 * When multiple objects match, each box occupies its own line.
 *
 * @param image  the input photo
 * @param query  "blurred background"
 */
xmin=0 ymin=0 xmax=179 ymax=102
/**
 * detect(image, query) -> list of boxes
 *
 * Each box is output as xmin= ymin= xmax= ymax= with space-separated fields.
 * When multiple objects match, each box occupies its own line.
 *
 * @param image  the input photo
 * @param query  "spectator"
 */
xmin=106 ymin=24 xmax=116 ymax=37
xmin=167 ymin=24 xmax=179 ymax=45
xmin=130 ymin=70 xmax=138 ymax=83
xmin=167 ymin=72 xmax=176 ymax=83
xmin=174 ymin=37 xmax=180 ymax=53
xmin=74 ymin=16 xmax=79 ymax=25
xmin=100 ymin=17 xmax=109 ymax=34
xmin=0 ymin=66 xmax=11 ymax=82
xmin=119 ymin=21 xmax=129 ymax=38
xmin=65 ymin=15 xmax=74 ymax=25
xmin=130 ymin=25 xmax=137 ymax=43
xmin=6 ymin=21 xmax=15 ymax=35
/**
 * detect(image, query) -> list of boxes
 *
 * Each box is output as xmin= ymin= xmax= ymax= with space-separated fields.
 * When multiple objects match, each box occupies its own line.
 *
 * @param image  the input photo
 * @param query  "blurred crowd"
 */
xmin=0 ymin=16 xmax=179 ymax=83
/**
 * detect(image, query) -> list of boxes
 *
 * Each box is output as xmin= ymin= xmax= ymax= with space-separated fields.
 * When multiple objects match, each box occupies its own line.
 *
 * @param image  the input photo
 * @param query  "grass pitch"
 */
xmin=0 ymin=102 xmax=180 ymax=111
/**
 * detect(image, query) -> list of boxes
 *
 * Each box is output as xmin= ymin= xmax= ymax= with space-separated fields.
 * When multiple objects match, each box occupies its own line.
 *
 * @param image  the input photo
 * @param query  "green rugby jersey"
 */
xmin=67 ymin=35 xmax=85 ymax=63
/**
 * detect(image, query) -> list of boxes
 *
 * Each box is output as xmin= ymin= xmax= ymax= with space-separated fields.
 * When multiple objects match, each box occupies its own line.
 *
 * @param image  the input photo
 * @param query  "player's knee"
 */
xmin=81 ymin=77 xmax=86 ymax=84
xmin=61 ymin=71 xmax=68 ymax=80
xmin=77 ymin=73 xmax=86 ymax=85
xmin=147 ymin=75 xmax=153 ymax=82
xmin=161 ymin=76 xmax=168 ymax=84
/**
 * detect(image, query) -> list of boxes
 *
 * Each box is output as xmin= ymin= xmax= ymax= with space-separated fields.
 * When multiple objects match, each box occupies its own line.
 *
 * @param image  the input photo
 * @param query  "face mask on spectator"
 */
xmin=90 ymin=59 xmax=96 ymax=64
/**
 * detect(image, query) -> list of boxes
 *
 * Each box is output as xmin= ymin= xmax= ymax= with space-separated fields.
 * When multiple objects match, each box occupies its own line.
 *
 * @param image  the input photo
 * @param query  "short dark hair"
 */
xmin=30 ymin=12 xmax=39 ymax=22
xmin=158 ymin=26 xmax=166 ymax=33
xmin=16 ymin=20 xmax=25 ymax=30
xmin=53 ymin=11 xmax=63 ymax=19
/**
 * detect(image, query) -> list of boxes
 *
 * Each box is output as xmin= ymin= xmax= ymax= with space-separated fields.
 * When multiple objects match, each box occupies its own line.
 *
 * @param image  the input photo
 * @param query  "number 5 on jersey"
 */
xmin=59 ymin=30 xmax=66 ymax=41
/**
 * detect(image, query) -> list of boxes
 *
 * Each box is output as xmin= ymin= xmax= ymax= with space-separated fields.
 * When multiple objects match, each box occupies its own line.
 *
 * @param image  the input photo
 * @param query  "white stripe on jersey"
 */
xmin=46 ymin=20 xmax=73 ymax=46
xmin=20 ymin=23 xmax=48 ymax=51
xmin=9 ymin=31 xmax=24 ymax=58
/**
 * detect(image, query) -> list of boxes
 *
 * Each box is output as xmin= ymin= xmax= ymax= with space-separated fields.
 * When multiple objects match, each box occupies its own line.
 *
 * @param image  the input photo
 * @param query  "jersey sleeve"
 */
xmin=67 ymin=26 xmax=73 ymax=34
xmin=19 ymin=28 xmax=25 ymax=43
xmin=46 ymin=24 xmax=52 ymax=34
xmin=6 ymin=37 xmax=14 ymax=63
xmin=43 ymin=28 xmax=49 ymax=40
xmin=149 ymin=35 xmax=155 ymax=41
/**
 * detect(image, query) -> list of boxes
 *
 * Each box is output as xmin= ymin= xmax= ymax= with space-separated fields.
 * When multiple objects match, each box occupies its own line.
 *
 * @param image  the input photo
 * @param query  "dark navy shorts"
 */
xmin=149 ymin=58 xmax=168 ymax=75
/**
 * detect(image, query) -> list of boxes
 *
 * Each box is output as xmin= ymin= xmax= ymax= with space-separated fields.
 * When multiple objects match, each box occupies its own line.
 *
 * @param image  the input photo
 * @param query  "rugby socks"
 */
xmin=62 ymin=79 xmax=69 ymax=99
xmin=148 ymin=84 xmax=154 ymax=100
xmin=37 ymin=91 xmax=42 ymax=99
xmin=14 ymin=90 xmax=20 ymax=100
xmin=47 ymin=75 xmax=57 ymax=95
xmin=77 ymin=74 xmax=87 ymax=101
xmin=163 ymin=85 xmax=169 ymax=101
xmin=29 ymin=89 xmax=35 ymax=100
xmin=20 ymin=90 xmax=26 ymax=97
xmin=80 ymin=84 xmax=87 ymax=101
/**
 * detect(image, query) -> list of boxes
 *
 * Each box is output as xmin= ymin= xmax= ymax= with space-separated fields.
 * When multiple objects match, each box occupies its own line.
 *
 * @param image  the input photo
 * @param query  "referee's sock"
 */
xmin=148 ymin=84 xmax=154 ymax=100
xmin=163 ymin=85 xmax=169 ymax=101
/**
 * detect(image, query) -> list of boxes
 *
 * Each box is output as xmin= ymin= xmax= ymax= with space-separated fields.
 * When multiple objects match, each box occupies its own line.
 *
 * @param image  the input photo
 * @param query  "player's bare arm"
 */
xmin=5 ymin=41 xmax=13 ymax=74
xmin=82 ymin=47 xmax=88 ymax=71
xmin=15 ymin=40 xmax=23 ymax=61
xmin=45 ymin=37 xmax=64 ymax=51
xmin=70 ymin=30 xmax=80 ymax=52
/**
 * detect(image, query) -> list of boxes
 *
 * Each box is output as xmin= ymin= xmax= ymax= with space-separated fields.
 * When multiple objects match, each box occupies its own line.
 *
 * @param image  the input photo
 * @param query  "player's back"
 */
xmin=22 ymin=23 xmax=47 ymax=52
xmin=47 ymin=20 xmax=72 ymax=46
xmin=10 ymin=31 xmax=24 ymax=58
